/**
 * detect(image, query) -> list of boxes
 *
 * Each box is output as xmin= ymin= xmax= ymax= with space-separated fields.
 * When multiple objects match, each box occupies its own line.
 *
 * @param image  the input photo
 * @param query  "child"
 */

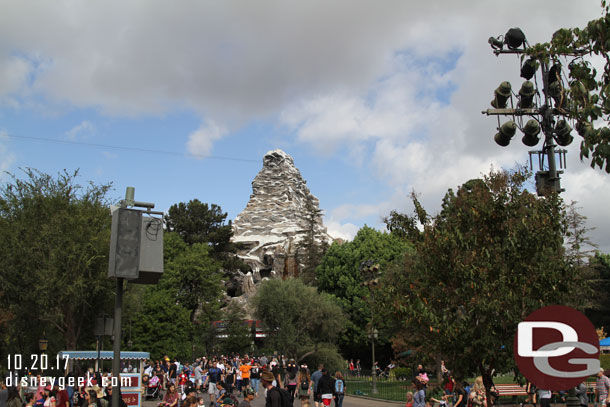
xmin=406 ymin=391 xmax=414 ymax=407
xmin=431 ymin=394 xmax=449 ymax=407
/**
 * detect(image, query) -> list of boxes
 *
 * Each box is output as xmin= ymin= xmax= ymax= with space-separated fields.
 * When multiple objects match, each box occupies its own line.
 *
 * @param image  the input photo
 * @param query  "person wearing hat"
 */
xmin=261 ymin=371 xmax=281 ymax=407
xmin=596 ymin=368 xmax=610 ymax=407
xmin=43 ymin=386 xmax=56 ymax=407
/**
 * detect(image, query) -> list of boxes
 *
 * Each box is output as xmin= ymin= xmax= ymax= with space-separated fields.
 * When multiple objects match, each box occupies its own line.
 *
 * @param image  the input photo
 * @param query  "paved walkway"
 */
xmin=142 ymin=392 xmax=403 ymax=407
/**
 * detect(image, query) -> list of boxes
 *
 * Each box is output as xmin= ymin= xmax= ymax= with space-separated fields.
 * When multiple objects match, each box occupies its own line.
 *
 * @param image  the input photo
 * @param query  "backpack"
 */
xmin=300 ymin=378 xmax=309 ymax=390
xmin=268 ymin=387 xmax=294 ymax=407
xmin=334 ymin=379 xmax=344 ymax=394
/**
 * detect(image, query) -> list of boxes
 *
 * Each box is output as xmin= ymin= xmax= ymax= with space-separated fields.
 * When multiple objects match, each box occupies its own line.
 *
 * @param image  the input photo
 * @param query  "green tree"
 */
xmin=160 ymin=232 xmax=224 ymax=324
xmin=526 ymin=3 xmax=610 ymax=172
xmin=0 ymin=169 xmax=114 ymax=354
xmin=165 ymin=199 xmax=247 ymax=272
xmin=380 ymin=167 xmax=584 ymax=385
xmin=586 ymin=252 xmax=610 ymax=333
xmin=252 ymin=278 xmax=344 ymax=361
xmin=126 ymin=232 xmax=225 ymax=356
xmin=297 ymin=198 xmax=329 ymax=285
xmin=220 ymin=302 xmax=253 ymax=355
xmin=315 ymin=226 xmax=411 ymax=363
xmin=129 ymin=286 xmax=193 ymax=360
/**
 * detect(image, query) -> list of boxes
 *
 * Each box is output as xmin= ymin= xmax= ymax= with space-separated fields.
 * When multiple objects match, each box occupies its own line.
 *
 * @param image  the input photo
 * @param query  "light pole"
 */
xmin=368 ymin=327 xmax=378 ymax=394
xmin=482 ymin=27 xmax=579 ymax=196
xmin=360 ymin=260 xmax=381 ymax=395
xmin=38 ymin=332 xmax=48 ymax=376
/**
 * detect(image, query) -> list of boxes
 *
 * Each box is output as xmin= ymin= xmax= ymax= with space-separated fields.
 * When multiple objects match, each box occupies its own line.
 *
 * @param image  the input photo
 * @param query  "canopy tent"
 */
xmin=59 ymin=351 xmax=149 ymax=407
xmin=58 ymin=351 xmax=150 ymax=360
xmin=601 ymin=337 xmax=610 ymax=352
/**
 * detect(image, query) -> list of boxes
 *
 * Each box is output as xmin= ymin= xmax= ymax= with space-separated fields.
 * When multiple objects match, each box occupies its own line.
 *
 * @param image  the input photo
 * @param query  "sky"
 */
xmin=1 ymin=0 xmax=609 ymax=253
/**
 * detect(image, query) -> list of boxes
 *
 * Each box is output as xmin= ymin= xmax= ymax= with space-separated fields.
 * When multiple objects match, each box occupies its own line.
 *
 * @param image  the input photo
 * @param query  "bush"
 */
xmin=393 ymin=367 xmax=412 ymax=380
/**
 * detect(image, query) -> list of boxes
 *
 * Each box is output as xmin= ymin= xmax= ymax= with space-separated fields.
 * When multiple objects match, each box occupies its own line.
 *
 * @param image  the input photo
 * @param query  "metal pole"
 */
xmin=371 ymin=290 xmax=378 ymax=395
xmin=540 ymin=60 xmax=559 ymax=193
xmin=96 ymin=336 xmax=101 ymax=373
xmin=112 ymin=277 xmax=124 ymax=407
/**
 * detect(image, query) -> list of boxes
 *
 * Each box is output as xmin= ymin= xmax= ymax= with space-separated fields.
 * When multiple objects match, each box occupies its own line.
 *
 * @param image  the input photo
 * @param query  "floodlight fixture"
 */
xmin=494 ymin=121 xmax=517 ymax=146
xmin=520 ymin=57 xmax=537 ymax=80
xmin=505 ymin=28 xmax=526 ymax=49
xmin=491 ymin=81 xmax=512 ymax=108
xmin=518 ymin=81 xmax=536 ymax=108
xmin=488 ymin=36 xmax=504 ymax=50
xmin=521 ymin=119 xmax=541 ymax=146
xmin=555 ymin=120 xmax=573 ymax=146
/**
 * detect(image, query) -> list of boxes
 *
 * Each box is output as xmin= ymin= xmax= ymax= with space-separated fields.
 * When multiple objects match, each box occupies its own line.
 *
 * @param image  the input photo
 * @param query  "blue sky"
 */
xmin=1 ymin=0 xmax=609 ymax=252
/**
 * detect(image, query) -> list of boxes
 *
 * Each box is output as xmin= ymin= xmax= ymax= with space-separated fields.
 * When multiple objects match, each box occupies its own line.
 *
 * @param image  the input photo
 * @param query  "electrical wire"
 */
xmin=3 ymin=134 xmax=259 ymax=163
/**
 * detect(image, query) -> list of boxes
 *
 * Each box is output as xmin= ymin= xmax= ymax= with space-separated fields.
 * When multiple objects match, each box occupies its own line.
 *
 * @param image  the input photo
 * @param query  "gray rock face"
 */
xmin=232 ymin=149 xmax=333 ymax=279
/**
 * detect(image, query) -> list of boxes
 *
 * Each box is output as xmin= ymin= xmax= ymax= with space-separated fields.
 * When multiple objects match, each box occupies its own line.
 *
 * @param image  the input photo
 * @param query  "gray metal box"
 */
xmin=130 ymin=215 xmax=164 ymax=284
xmin=108 ymin=208 xmax=142 ymax=279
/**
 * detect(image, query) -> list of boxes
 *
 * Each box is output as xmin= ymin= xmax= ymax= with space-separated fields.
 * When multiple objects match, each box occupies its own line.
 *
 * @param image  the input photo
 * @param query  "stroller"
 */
xmin=146 ymin=374 xmax=162 ymax=400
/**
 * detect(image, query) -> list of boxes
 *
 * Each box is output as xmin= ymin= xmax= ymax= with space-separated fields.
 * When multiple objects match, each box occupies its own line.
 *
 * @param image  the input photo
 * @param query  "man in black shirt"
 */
xmin=261 ymin=371 xmax=281 ymax=407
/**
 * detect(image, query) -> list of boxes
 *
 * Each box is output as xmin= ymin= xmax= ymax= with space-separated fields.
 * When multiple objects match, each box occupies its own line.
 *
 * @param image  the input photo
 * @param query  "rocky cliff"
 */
xmin=229 ymin=149 xmax=333 ymax=298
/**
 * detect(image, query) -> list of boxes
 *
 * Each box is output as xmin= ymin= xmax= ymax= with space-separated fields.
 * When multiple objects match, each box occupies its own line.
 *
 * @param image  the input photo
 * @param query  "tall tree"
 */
xmin=0 ymin=169 xmax=114 ymax=354
xmin=165 ymin=199 xmax=247 ymax=272
xmin=380 ymin=167 xmax=585 ymax=385
xmin=297 ymin=198 xmax=329 ymax=285
xmin=586 ymin=252 xmax=610 ymax=334
xmin=160 ymin=232 xmax=224 ymax=324
xmin=315 ymin=226 xmax=411 ymax=363
xmin=220 ymin=302 xmax=253 ymax=355
xmin=252 ymin=278 xmax=345 ymax=361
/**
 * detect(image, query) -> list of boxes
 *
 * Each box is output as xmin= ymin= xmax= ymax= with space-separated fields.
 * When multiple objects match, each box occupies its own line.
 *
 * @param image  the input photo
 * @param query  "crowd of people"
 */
xmin=3 ymin=356 xmax=609 ymax=407
xmin=404 ymin=364 xmax=610 ymax=407
xmin=0 ymin=353 xmax=346 ymax=407
xmin=140 ymin=354 xmax=345 ymax=407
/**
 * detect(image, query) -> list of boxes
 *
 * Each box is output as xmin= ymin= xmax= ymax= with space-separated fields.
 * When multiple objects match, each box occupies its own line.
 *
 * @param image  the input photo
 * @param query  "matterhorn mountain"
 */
xmin=228 ymin=149 xmax=333 ymax=300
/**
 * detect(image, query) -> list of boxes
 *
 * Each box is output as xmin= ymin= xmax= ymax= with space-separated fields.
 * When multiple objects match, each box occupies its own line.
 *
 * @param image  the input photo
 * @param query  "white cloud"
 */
xmin=1 ymin=0 xmax=609 ymax=252
xmin=325 ymin=219 xmax=360 ymax=242
xmin=65 ymin=120 xmax=94 ymax=140
xmin=187 ymin=120 xmax=227 ymax=158
xmin=0 ymin=56 xmax=32 ymax=96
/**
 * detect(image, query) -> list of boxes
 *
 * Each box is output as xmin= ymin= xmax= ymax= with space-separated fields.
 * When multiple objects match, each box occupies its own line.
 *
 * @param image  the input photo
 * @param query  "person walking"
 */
xmin=261 ymin=371 xmax=281 ymax=407
xmin=596 ymin=369 xmax=610 ymax=407
xmin=250 ymin=362 xmax=261 ymax=397
xmin=333 ymin=372 xmax=345 ymax=407
xmin=575 ymin=381 xmax=588 ymax=407
xmin=453 ymin=381 xmax=467 ymax=407
xmin=6 ymin=387 xmax=22 ymax=407
xmin=412 ymin=380 xmax=425 ymax=407
xmin=297 ymin=366 xmax=311 ymax=407
xmin=310 ymin=365 xmax=324 ymax=407
xmin=316 ymin=370 xmax=334 ymax=407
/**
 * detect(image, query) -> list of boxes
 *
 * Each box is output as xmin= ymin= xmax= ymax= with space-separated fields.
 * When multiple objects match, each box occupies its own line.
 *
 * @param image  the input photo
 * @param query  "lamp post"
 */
xmin=368 ymin=327 xmax=378 ymax=394
xmin=482 ymin=27 xmax=579 ymax=196
xmin=360 ymin=260 xmax=381 ymax=395
xmin=39 ymin=332 xmax=48 ymax=376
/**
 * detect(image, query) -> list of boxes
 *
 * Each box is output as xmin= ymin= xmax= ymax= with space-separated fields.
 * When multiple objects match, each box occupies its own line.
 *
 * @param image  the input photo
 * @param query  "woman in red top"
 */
xmin=160 ymin=384 xmax=179 ymax=407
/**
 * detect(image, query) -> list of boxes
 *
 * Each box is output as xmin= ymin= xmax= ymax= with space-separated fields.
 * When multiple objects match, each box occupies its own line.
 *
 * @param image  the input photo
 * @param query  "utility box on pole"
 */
xmin=108 ymin=208 xmax=142 ymax=280
xmin=131 ymin=215 xmax=163 ymax=284
xmin=108 ymin=206 xmax=164 ymax=284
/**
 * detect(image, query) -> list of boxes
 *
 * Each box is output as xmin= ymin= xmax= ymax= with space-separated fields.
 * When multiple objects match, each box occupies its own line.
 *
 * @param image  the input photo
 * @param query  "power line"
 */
xmin=3 ymin=134 xmax=260 ymax=163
